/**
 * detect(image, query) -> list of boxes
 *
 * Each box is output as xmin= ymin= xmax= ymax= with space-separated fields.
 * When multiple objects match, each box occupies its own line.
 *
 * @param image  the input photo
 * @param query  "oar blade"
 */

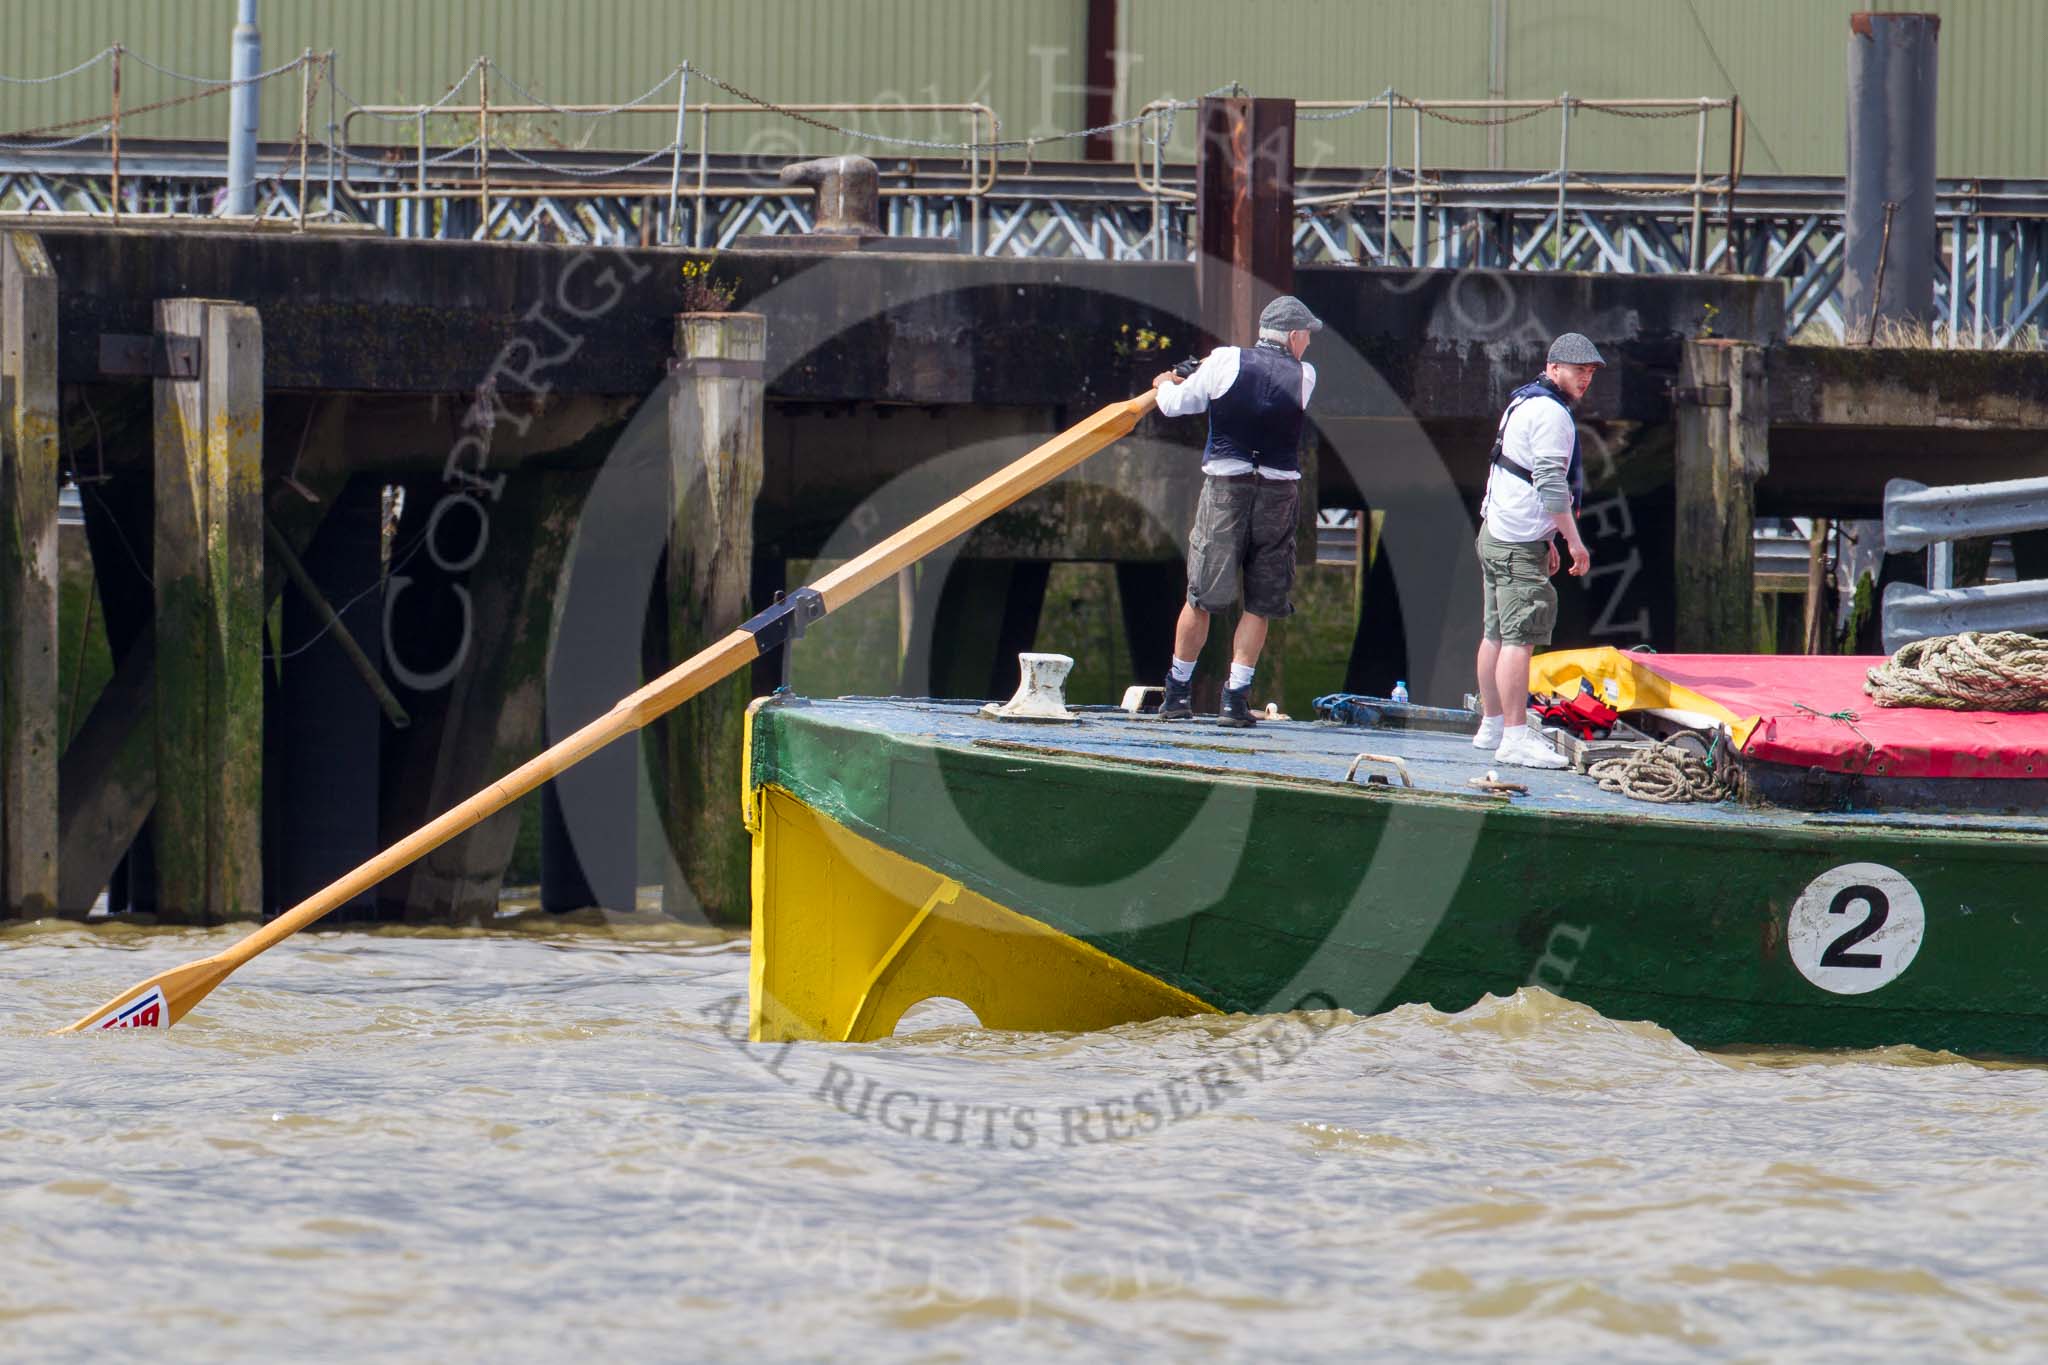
xmin=56 ymin=956 xmax=234 ymax=1034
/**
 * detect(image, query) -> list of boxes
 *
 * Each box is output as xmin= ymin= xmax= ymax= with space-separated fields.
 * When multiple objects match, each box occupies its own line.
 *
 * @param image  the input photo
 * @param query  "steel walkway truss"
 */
xmin=5 ymin=147 xmax=2045 ymax=349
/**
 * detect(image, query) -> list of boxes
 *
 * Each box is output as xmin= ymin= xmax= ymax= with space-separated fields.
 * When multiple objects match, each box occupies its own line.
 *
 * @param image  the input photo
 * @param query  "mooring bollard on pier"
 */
xmin=1 ymin=232 xmax=60 ymax=920
xmin=152 ymin=298 xmax=265 ymax=924
xmin=665 ymin=311 xmax=766 ymax=923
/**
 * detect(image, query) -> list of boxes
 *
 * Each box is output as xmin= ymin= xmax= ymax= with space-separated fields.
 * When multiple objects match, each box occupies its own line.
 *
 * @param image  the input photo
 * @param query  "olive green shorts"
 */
xmin=1477 ymin=525 xmax=1556 ymax=647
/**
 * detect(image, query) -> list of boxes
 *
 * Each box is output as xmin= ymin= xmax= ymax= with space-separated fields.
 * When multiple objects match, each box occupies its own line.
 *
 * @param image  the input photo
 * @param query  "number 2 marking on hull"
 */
xmin=1788 ymin=863 xmax=1925 ymax=995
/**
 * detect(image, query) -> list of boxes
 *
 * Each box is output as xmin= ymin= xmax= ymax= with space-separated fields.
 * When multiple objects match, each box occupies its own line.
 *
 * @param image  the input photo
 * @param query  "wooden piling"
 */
xmin=1674 ymin=339 xmax=1768 ymax=652
xmin=666 ymin=312 xmax=765 ymax=924
xmin=1 ymin=232 xmax=60 ymax=918
xmin=153 ymin=299 xmax=264 ymax=923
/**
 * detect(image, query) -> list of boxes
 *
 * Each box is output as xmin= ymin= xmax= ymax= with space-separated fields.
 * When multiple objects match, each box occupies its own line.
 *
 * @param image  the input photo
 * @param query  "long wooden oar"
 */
xmin=62 ymin=389 xmax=1160 ymax=1032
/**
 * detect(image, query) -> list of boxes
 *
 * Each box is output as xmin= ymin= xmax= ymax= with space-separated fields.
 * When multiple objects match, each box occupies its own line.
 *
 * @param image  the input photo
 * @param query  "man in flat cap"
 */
xmin=1149 ymin=294 xmax=1320 ymax=727
xmin=1472 ymin=332 xmax=1602 ymax=768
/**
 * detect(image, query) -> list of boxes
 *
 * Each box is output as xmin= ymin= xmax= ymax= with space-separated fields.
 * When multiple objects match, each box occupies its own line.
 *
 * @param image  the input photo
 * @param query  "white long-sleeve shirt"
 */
xmin=1480 ymin=394 xmax=1576 ymax=543
xmin=1156 ymin=346 xmax=1318 ymax=480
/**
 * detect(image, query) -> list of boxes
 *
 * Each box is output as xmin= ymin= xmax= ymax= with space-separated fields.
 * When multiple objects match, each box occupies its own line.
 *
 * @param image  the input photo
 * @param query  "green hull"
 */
xmin=750 ymin=698 xmax=2048 ymax=1056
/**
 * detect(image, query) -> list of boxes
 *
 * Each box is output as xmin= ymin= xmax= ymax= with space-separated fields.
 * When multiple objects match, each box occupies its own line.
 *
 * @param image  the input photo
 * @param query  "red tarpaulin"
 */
xmin=1533 ymin=650 xmax=2048 ymax=780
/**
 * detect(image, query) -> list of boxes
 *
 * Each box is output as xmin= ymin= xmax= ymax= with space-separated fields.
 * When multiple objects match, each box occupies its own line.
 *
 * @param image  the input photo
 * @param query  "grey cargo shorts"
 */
xmin=1477 ymin=524 xmax=1557 ymax=647
xmin=1187 ymin=474 xmax=1299 ymax=619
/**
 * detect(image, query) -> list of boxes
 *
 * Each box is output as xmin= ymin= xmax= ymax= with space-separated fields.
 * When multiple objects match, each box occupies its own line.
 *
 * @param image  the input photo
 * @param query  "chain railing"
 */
xmin=1133 ymin=93 xmax=1741 ymax=272
xmin=339 ymin=81 xmax=998 ymax=249
xmin=3 ymin=50 xmax=2045 ymax=347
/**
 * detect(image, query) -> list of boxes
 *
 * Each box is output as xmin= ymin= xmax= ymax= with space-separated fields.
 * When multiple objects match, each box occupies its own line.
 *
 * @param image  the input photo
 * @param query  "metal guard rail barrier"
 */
xmin=1881 ymin=475 xmax=2048 ymax=649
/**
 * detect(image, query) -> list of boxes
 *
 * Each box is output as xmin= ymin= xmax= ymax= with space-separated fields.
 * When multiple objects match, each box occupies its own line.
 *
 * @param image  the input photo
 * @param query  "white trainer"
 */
xmin=1495 ymin=727 xmax=1568 ymax=770
xmin=1472 ymin=713 xmax=1504 ymax=749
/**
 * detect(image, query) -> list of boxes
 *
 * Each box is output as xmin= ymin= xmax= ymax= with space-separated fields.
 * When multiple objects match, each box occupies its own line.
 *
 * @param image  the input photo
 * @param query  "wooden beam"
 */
xmin=665 ymin=312 xmax=767 ymax=924
xmin=1 ymin=231 xmax=60 ymax=918
xmin=1674 ymin=339 xmax=1768 ymax=651
xmin=152 ymin=299 xmax=264 ymax=923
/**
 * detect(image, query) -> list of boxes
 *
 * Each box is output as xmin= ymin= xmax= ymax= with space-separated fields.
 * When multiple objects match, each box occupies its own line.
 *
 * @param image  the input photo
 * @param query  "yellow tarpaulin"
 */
xmin=1529 ymin=647 xmax=1763 ymax=746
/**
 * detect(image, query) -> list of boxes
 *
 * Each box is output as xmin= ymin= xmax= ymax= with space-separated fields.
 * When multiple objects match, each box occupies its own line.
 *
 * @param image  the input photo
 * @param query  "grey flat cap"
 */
xmin=1547 ymin=332 xmax=1606 ymax=366
xmin=1259 ymin=295 xmax=1323 ymax=334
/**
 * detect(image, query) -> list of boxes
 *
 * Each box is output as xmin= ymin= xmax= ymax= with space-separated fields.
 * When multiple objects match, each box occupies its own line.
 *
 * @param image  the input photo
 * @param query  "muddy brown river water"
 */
xmin=5 ymin=920 xmax=2046 ymax=1361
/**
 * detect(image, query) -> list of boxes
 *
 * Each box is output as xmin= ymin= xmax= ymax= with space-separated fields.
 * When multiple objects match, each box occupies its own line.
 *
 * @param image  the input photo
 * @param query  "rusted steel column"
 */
xmin=1195 ymin=96 xmax=1295 ymax=350
xmin=1674 ymin=339 xmax=1768 ymax=651
xmin=666 ymin=312 xmax=765 ymax=924
xmin=1843 ymin=12 xmax=1939 ymax=339
xmin=1083 ymin=0 xmax=1118 ymax=162
xmin=1 ymin=231 xmax=60 ymax=919
xmin=153 ymin=299 xmax=264 ymax=924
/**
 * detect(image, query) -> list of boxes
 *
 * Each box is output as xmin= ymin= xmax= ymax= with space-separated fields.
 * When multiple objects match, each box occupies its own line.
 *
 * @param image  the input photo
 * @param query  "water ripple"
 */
xmin=6 ymin=925 xmax=2048 ymax=1360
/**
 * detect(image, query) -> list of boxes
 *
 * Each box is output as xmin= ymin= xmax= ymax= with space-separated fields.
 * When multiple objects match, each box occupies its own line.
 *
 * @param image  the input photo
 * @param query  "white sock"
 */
xmin=1169 ymin=656 xmax=1196 ymax=684
xmin=1226 ymin=662 xmax=1255 ymax=691
xmin=1497 ymin=723 xmax=1526 ymax=749
xmin=1473 ymin=713 xmax=1504 ymax=747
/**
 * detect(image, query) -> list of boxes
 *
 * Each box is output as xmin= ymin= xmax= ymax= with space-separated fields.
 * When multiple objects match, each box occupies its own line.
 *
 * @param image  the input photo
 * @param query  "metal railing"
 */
xmin=338 ymin=81 xmax=998 ymax=249
xmin=1880 ymin=475 xmax=2048 ymax=648
xmin=4 ymin=50 xmax=2045 ymax=347
xmin=1134 ymin=93 xmax=1742 ymax=273
xmin=0 ymin=43 xmax=332 ymax=227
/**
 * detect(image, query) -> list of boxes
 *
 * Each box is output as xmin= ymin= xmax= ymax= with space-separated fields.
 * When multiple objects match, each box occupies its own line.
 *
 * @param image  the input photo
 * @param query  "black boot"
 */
xmin=1158 ymin=676 xmax=1194 ymax=721
xmin=1218 ymin=684 xmax=1256 ymax=728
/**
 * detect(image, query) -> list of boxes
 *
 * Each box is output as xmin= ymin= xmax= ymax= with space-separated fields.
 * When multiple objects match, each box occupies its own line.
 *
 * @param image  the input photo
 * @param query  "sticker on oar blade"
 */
xmin=1788 ymin=863 xmax=1925 ymax=995
xmin=96 ymin=986 xmax=168 ymax=1030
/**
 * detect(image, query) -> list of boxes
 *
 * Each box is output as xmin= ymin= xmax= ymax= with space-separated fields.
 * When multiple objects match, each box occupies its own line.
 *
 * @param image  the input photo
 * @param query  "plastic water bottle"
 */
xmin=1391 ymin=680 xmax=1410 ymax=705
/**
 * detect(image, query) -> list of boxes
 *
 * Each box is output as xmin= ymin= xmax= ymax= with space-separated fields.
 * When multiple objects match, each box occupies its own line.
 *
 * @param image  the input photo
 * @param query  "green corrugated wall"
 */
xmin=1118 ymin=0 xmax=2048 ymax=177
xmin=6 ymin=1 xmax=1090 ymax=156
xmin=4 ymin=0 xmax=2043 ymax=175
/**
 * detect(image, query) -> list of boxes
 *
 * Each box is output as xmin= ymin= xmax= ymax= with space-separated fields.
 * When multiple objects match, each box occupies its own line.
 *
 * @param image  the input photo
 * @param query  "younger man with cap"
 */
xmin=1150 ymin=295 xmax=1320 ymax=727
xmin=1474 ymin=332 xmax=1602 ymax=768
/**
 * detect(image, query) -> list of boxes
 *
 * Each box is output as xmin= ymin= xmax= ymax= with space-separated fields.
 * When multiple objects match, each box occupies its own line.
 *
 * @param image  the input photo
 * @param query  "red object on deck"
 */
xmin=1647 ymin=654 xmax=2048 ymax=780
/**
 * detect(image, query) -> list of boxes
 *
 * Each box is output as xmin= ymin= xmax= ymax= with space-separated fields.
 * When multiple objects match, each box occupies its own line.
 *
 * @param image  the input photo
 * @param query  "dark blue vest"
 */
xmin=1489 ymin=377 xmax=1584 ymax=512
xmin=1202 ymin=343 xmax=1307 ymax=475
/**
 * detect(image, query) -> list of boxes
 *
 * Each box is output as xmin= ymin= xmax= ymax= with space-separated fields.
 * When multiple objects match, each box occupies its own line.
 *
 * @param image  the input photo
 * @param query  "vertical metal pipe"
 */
xmin=694 ymin=106 xmax=710 ymax=249
xmin=1844 ymin=11 xmax=1939 ymax=338
xmin=1149 ymin=109 xmax=1163 ymax=259
xmin=296 ymin=49 xmax=311 ymax=229
xmin=970 ymin=111 xmax=983 ymax=255
xmin=667 ymin=67 xmax=688 ymax=244
xmin=1689 ymin=99 xmax=1708 ymax=271
xmin=1722 ymin=98 xmax=1743 ymax=272
xmin=1411 ymin=104 xmax=1423 ymax=265
xmin=477 ymin=59 xmax=491 ymax=238
xmin=1487 ymin=0 xmax=1508 ymax=170
xmin=324 ymin=51 xmax=336 ymax=218
xmin=225 ymin=0 xmax=261 ymax=216
xmin=1948 ymin=213 xmax=1962 ymax=345
xmin=1554 ymin=94 xmax=1570 ymax=265
xmin=110 ymin=45 xmax=123 ymax=221
xmin=1382 ymin=92 xmax=1394 ymax=265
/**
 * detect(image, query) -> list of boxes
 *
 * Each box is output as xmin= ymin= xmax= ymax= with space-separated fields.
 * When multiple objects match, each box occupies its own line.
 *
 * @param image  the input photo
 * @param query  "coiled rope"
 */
xmin=1587 ymin=742 xmax=1733 ymax=803
xmin=1865 ymin=631 xmax=2048 ymax=711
